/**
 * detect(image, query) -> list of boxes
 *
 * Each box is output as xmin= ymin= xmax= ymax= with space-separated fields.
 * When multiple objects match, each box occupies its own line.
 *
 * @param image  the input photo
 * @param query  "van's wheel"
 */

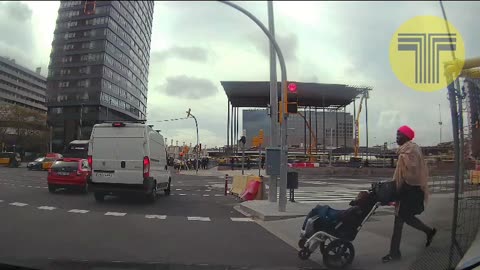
xmin=147 ymin=181 xmax=157 ymax=203
xmin=48 ymin=184 xmax=56 ymax=193
xmin=164 ymin=178 xmax=171 ymax=196
xmin=94 ymin=192 xmax=105 ymax=202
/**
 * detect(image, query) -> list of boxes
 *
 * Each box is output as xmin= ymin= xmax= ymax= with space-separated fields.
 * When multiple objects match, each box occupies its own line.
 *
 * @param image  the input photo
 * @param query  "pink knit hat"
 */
xmin=398 ymin=125 xmax=415 ymax=140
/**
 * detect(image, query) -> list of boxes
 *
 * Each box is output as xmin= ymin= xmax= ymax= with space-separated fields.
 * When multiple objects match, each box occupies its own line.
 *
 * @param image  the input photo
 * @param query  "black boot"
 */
xmin=426 ymin=228 xmax=437 ymax=247
xmin=382 ymin=252 xmax=401 ymax=263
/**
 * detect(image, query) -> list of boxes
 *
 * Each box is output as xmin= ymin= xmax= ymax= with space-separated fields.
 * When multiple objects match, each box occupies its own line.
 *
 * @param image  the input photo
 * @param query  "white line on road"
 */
xmin=203 ymin=194 xmax=210 ymax=197
xmin=175 ymin=188 xmax=182 ymax=191
xmin=187 ymin=216 xmax=211 ymax=222
xmin=9 ymin=202 xmax=28 ymax=207
xmin=145 ymin=215 xmax=167 ymax=219
xmin=0 ymin=200 xmax=3 ymax=202
xmin=179 ymin=194 xmax=187 ymax=196
xmin=105 ymin=212 xmax=126 ymax=217
xmin=68 ymin=209 xmax=89 ymax=214
xmin=214 ymin=194 xmax=223 ymax=197
xmin=231 ymin=217 xmax=254 ymax=222
xmin=38 ymin=206 xmax=56 ymax=210
xmin=27 ymin=186 xmax=33 ymax=188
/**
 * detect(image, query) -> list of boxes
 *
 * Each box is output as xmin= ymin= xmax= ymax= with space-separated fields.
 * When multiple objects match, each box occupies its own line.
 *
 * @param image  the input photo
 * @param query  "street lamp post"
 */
xmin=186 ymin=108 xmax=200 ymax=174
xmin=218 ymin=1 xmax=289 ymax=212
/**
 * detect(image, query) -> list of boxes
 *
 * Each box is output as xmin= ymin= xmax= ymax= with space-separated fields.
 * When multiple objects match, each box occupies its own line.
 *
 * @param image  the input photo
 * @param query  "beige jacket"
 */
xmin=393 ymin=140 xmax=430 ymax=203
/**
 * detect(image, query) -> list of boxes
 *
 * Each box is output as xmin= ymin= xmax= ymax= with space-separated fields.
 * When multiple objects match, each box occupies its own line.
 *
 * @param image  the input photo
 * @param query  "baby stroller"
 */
xmin=297 ymin=180 xmax=396 ymax=269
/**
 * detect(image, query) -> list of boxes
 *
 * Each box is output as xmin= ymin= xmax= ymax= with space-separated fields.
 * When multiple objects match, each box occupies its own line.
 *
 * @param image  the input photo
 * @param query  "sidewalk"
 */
xmin=178 ymin=167 xmax=266 ymax=177
xmin=237 ymin=194 xmax=455 ymax=270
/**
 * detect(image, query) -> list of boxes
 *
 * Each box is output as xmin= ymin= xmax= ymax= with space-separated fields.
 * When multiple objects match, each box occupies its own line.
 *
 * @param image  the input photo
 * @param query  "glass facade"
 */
xmin=242 ymin=109 xmax=354 ymax=149
xmin=46 ymin=0 xmax=154 ymax=151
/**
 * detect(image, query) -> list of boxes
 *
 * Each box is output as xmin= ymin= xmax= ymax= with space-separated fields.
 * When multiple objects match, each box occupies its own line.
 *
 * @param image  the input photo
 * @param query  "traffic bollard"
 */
xmin=225 ymin=174 xmax=229 ymax=196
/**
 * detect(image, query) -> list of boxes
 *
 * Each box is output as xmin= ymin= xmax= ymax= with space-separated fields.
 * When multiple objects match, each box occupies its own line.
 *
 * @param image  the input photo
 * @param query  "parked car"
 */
xmin=0 ymin=152 xmax=21 ymax=168
xmin=47 ymin=158 xmax=91 ymax=193
xmin=88 ymin=121 xmax=171 ymax=202
xmin=42 ymin=153 xmax=63 ymax=170
xmin=27 ymin=157 xmax=47 ymax=170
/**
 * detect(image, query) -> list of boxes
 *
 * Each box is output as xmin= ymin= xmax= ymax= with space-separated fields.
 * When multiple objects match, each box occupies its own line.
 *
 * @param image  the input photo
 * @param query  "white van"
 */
xmin=87 ymin=122 xmax=171 ymax=202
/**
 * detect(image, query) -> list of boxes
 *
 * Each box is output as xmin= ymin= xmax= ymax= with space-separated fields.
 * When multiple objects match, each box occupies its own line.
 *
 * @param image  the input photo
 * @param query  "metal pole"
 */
xmin=309 ymin=107 xmax=312 ymax=154
xmin=365 ymin=91 xmax=369 ymax=164
xmin=218 ymin=0 xmax=288 ymax=212
xmin=304 ymin=108 xmax=307 ymax=155
xmin=322 ymin=99 xmax=326 ymax=151
xmin=194 ymin=115 xmax=199 ymax=174
xmin=344 ymin=106 xmax=347 ymax=149
xmin=79 ymin=104 xmax=84 ymax=139
xmin=236 ymin=107 xmax=239 ymax=153
xmin=49 ymin=125 xmax=53 ymax=153
xmin=268 ymin=0 xmax=278 ymax=203
xmin=242 ymin=143 xmax=245 ymax=175
xmin=335 ymin=107 xmax=339 ymax=148
xmin=227 ymin=101 xmax=230 ymax=150
xmin=315 ymin=107 xmax=318 ymax=156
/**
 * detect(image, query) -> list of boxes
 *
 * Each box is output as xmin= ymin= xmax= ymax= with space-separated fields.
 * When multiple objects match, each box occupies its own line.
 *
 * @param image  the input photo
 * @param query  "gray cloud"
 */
xmin=152 ymin=46 xmax=209 ymax=63
xmin=247 ymin=31 xmax=299 ymax=63
xmin=0 ymin=2 xmax=34 ymax=67
xmin=157 ymin=75 xmax=218 ymax=99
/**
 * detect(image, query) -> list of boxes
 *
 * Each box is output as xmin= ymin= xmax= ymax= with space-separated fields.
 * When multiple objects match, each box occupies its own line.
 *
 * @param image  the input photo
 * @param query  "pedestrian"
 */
xmin=261 ymin=155 xmax=265 ymax=170
xmin=382 ymin=125 xmax=437 ymax=263
xmin=246 ymin=157 xmax=251 ymax=170
xmin=230 ymin=157 xmax=235 ymax=171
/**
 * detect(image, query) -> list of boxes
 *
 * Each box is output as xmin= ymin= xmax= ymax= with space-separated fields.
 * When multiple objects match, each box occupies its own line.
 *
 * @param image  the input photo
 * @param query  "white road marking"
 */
xmin=35 ymin=186 xmax=42 ymax=189
xmin=145 ymin=215 xmax=167 ymax=219
xmin=175 ymin=188 xmax=182 ymax=191
xmin=187 ymin=216 xmax=211 ymax=222
xmin=105 ymin=212 xmax=126 ymax=217
xmin=202 ymin=194 xmax=210 ymax=197
xmin=68 ymin=209 xmax=89 ymax=214
xmin=9 ymin=202 xmax=28 ymax=207
xmin=179 ymin=194 xmax=187 ymax=196
xmin=27 ymin=186 xmax=33 ymax=188
xmin=214 ymin=194 xmax=223 ymax=197
xmin=231 ymin=217 xmax=254 ymax=222
xmin=0 ymin=200 xmax=4 ymax=202
xmin=38 ymin=206 xmax=56 ymax=210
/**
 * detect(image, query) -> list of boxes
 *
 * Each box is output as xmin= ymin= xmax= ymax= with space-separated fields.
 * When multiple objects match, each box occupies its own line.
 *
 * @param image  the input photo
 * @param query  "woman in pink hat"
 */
xmin=382 ymin=125 xmax=437 ymax=263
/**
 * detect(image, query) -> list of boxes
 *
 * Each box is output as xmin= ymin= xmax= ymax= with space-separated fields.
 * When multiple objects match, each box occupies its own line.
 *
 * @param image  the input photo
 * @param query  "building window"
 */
xmin=81 ymin=41 xmax=94 ymax=49
xmin=60 ymin=69 xmax=71 ymax=75
xmin=63 ymin=44 xmax=74 ymax=50
xmin=64 ymin=32 xmax=76 ymax=40
xmin=77 ymin=79 xmax=90 ymax=88
xmin=58 ymin=81 xmax=70 ymax=88
xmin=61 ymin=56 xmax=73 ymax=63
xmin=67 ymin=21 xmax=78 ymax=28
xmin=79 ymin=66 xmax=91 ymax=74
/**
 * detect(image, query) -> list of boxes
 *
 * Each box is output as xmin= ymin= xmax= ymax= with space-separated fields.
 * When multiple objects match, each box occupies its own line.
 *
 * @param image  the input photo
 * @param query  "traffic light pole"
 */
xmin=219 ymin=1 xmax=288 ymax=212
xmin=268 ymin=0 xmax=278 ymax=203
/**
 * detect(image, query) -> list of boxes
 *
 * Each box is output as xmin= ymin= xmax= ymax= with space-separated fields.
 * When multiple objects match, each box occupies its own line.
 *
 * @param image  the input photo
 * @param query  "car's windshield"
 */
xmin=0 ymin=1 xmax=479 ymax=270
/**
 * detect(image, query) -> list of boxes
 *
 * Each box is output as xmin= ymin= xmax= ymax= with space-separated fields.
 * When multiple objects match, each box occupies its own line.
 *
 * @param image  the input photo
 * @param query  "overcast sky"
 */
xmin=1 ymin=1 xmax=479 ymax=148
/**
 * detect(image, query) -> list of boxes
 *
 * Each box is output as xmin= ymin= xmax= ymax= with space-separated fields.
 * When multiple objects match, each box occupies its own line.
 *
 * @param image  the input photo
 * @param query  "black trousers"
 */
xmin=389 ymin=213 xmax=432 ymax=255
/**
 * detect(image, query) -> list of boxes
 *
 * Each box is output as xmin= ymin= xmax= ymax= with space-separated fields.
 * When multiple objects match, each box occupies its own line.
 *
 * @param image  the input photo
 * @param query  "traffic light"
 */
xmin=287 ymin=82 xmax=298 ymax=113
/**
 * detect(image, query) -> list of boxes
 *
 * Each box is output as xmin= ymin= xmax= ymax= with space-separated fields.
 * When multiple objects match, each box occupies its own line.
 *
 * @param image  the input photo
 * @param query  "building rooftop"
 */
xmin=221 ymin=81 xmax=371 ymax=108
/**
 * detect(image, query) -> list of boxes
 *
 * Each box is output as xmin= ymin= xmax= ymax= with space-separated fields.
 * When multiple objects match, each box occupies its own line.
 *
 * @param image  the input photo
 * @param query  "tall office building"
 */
xmin=47 ymin=1 xmax=154 ymax=151
xmin=0 ymin=56 xmax=46 ymax=112
xmin=243 ymin=109 xmax=354 ymax=149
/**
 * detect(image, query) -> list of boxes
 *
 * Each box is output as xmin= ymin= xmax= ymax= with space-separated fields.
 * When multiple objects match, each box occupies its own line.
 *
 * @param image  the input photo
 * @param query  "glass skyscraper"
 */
xmin=46 ymin=1 xmax=154 ymax=152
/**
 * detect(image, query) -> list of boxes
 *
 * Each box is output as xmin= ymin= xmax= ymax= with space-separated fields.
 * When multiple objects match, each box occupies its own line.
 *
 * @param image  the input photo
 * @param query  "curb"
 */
xmin=237 ymin=203 xmax=305 ymax=221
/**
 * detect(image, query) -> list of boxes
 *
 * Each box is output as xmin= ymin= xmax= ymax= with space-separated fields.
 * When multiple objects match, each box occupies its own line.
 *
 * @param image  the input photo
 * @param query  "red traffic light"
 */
xmin=288 ymin=83 xmax=297 ymax=93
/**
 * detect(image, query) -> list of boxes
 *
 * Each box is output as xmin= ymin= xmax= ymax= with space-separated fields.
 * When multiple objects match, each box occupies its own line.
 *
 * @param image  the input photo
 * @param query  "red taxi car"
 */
xmin=47 ymin=158 xmax=91 ymax=193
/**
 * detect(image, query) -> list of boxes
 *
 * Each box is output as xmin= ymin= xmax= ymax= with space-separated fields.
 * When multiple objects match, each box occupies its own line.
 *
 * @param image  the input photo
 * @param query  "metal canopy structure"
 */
xmin=222 ymin=81 xmax=372 ymax=158
xmin=221 ymin=81 xmax=370 ymax=108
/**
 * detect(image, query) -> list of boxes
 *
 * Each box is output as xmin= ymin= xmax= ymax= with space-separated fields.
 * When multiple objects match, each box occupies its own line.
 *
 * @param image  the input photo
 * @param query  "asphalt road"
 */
xmin=0 ymin=167 xmax=319 ymax=270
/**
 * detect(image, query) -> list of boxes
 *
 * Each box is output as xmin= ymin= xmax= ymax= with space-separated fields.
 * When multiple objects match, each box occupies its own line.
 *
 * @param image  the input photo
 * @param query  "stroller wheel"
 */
xmin=320 ymin=238 xmax=332 ymax=255
xmin=298 ymin=248 xmax=311 ymax=260
xmin=323 ymin=239 xmax=355 ymax=269
xmin=298 ymin=238 xmax=307 ymax=249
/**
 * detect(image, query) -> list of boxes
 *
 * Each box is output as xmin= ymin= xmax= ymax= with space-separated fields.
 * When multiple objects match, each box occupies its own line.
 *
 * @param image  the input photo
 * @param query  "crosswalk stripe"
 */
xmin=68 ymin=209 xmax=89 ymax=213
xmin=231 ymin=217 xmax=254 ymax=222
xmin=203 ymin=194 xmax=210 ymax=197
xmin=145 ymin=215 xmax=166 ymax=219
xmin=9 ymin=202 xmax=28 ymax=206
xmin=179 ymin=194 xmax=187 ymax=196
xmin=105 ymin=212 xmax=126 ymax=217
xmin=38 ymin=206 xmax=56 ymax=210
xmin=187 ymin=216 xmax=210 ymax=221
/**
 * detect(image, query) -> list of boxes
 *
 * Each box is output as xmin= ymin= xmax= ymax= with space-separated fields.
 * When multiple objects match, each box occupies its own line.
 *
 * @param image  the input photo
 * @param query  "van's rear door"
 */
xmin=91 ymin=126 xmax=145 ymax=184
